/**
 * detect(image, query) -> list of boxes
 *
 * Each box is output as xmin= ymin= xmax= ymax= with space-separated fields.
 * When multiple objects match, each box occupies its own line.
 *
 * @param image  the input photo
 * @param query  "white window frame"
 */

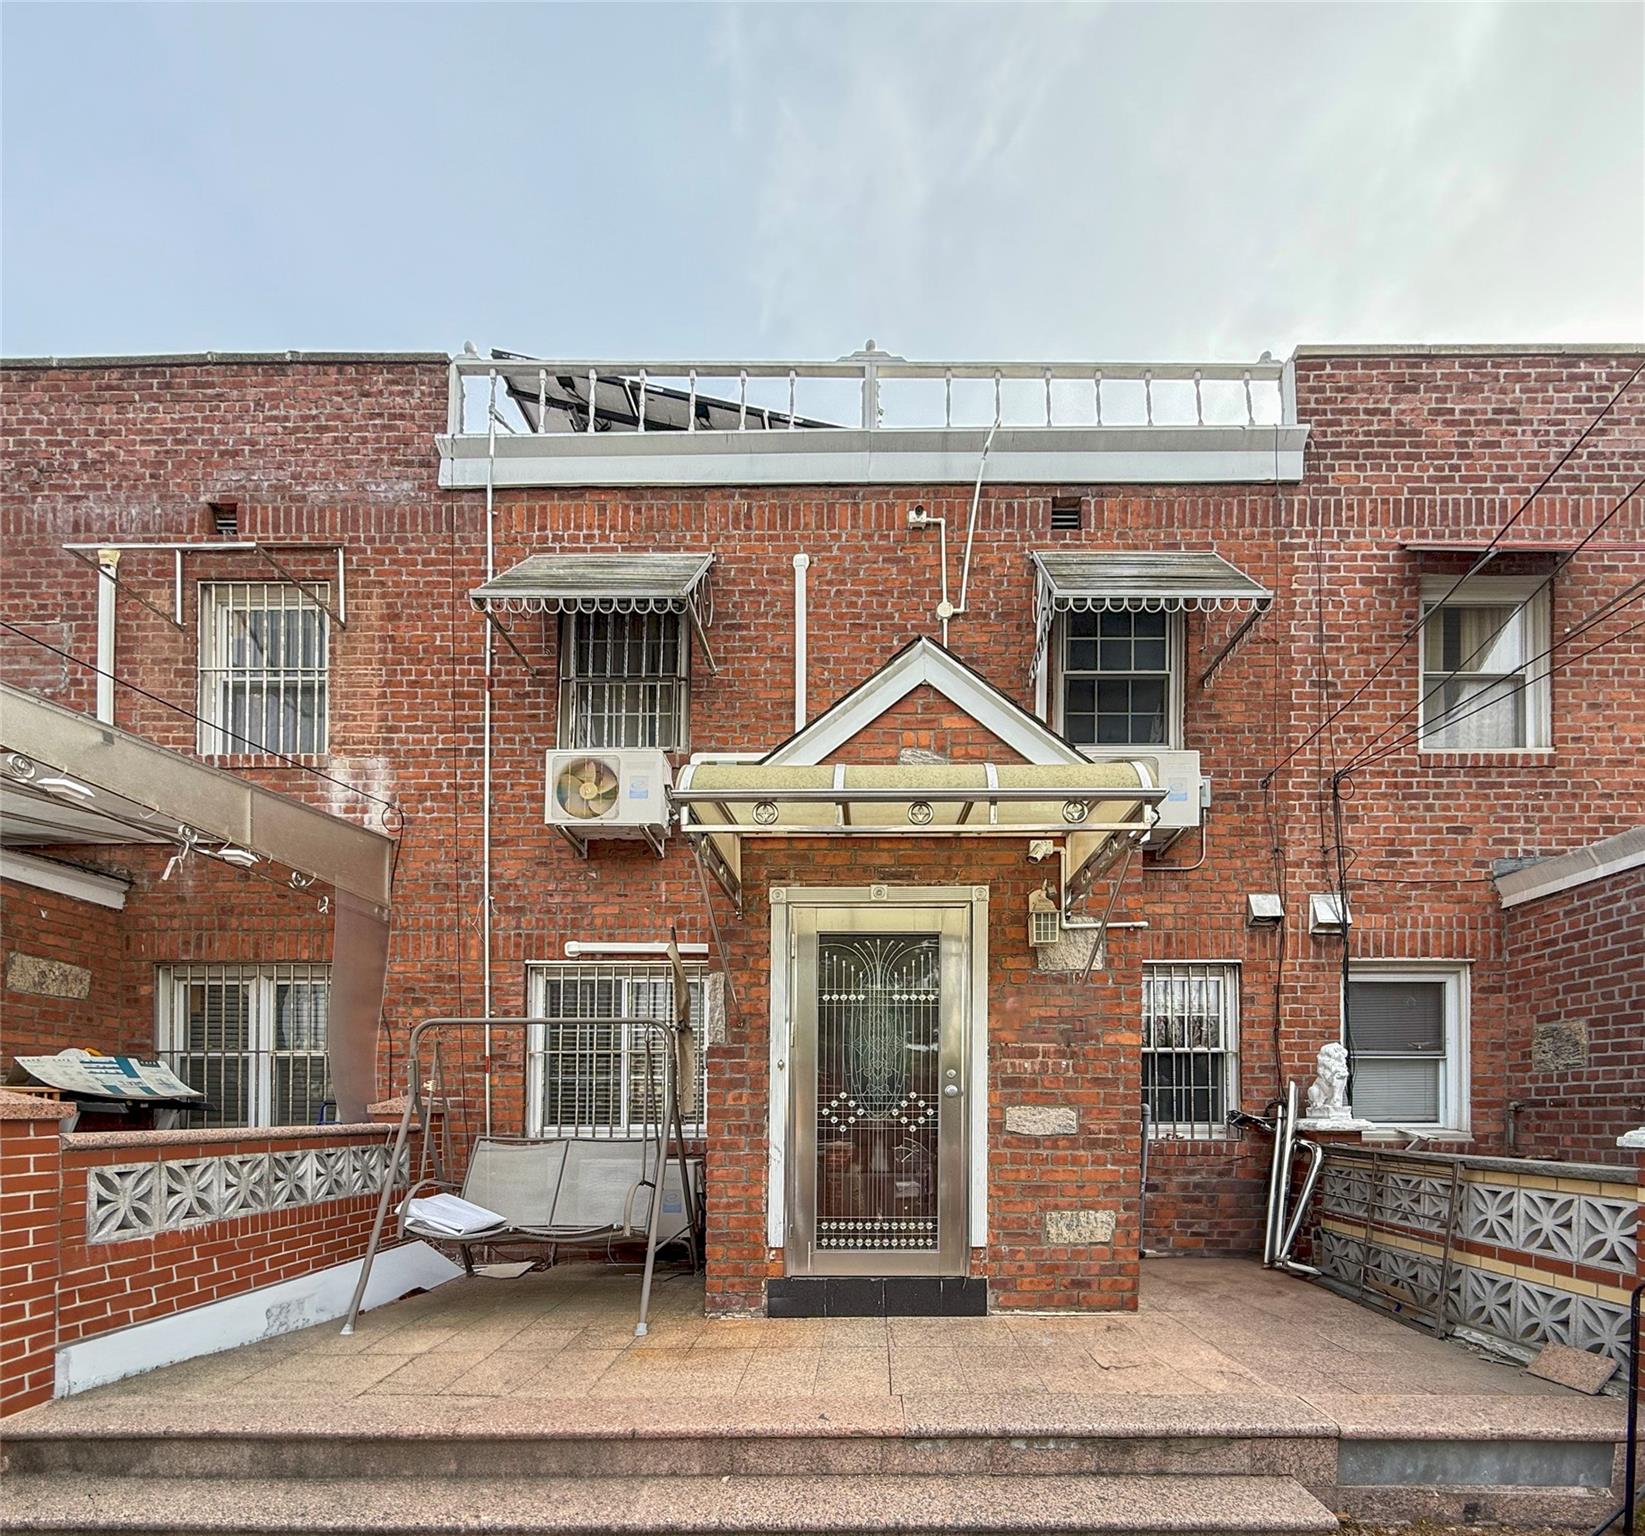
xmin=558 ymin=609 xmax=690 ymax=752
xmin=1343 ymin=960 xmax=1471 ymax=1133
xmin=1052 ymin=609 xmax=1184 ymax=750
xmin=155 ymin=962 xmax=331 ymax=1129
xmin=1417 ymin=575 xmax=1550 ymax=753
xmin=526 ymin=961 xmax=707 ymax=1138
xmin=1141 ymin=961 xmax=1240 ymax=1139
xmin=197 ymin=582 xmax=331 ymax=757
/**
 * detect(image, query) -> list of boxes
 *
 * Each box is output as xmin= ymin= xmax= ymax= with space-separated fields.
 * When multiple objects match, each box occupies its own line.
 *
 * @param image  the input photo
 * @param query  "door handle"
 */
xmin=943 ymin=1083 xmax=960 ymax=1098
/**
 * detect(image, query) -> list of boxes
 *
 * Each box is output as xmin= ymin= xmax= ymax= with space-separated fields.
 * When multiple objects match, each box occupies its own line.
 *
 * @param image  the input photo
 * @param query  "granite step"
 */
xmin=0 ymin=1471 xmax=1342 ymax=1535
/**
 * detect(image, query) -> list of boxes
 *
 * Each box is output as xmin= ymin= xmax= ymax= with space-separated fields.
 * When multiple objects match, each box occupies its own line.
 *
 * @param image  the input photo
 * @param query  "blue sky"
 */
xmin=2 ymin=2 xmax=1641 ymax=361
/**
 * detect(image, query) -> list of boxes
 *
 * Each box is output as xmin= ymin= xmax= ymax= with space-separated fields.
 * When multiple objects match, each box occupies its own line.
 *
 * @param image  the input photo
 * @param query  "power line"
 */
xmin=1260 ymin=358 xmax=1645 ymax=788
xmin=1342 ymin=598 xmax=1645 ymax=775
xmin=0 ymin=619 xmax=403 ymax=829
xmin=1338 ymin=478 xmax=1644 ymax=771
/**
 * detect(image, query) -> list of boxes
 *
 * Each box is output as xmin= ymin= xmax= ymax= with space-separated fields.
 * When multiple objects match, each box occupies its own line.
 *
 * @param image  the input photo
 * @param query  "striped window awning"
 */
xmin=470 ymin=552 xmax=715 ymax=618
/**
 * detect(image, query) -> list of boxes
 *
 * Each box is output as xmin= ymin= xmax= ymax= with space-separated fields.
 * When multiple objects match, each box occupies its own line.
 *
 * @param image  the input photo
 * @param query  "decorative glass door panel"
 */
xmin=788 ymin=906 xmax=968 ymax=1275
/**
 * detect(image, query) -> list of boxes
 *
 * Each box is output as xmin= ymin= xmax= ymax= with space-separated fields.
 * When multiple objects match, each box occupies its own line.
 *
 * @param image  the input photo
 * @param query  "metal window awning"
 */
xmin=470 ymin=552 xmax=717 ymax=673
xmin=1030 ymin=549 xmax=1274 ymax=689
xmin=673 ymin=760 xmax=1164 ymax=912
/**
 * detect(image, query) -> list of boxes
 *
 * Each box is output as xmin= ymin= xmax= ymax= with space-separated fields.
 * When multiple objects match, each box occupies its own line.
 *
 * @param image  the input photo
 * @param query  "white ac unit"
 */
xmin=544 ymin=749 xmax=673 ymax=842
xmin=1083 ymin=748 xmax=1204 ymax=845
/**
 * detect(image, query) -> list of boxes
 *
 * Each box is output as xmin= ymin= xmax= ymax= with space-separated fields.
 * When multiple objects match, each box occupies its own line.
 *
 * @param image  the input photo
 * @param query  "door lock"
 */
xmin=943 ymin=1083 xmax=960 ymax=1098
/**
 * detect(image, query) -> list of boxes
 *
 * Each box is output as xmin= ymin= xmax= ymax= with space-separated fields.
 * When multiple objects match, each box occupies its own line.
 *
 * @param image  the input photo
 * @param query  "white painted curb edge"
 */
xmin=55 ymin=1240 xmax=463 ymax=1398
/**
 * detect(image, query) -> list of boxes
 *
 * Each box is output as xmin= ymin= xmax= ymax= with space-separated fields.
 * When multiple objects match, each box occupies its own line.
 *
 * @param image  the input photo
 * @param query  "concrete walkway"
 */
xmin=25 ymin=1257 xmax=1617 ymax=1440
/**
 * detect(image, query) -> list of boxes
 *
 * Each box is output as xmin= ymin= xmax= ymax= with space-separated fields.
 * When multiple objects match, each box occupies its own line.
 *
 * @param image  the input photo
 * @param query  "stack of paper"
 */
xmin=404 ymin=1193 xmax=506 ymax=1236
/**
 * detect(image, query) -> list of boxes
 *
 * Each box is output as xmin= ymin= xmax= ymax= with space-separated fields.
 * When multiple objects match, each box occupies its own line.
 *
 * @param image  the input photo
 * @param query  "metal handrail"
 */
xmin=1591 ymin=1281 xmax=1642 ymax=1536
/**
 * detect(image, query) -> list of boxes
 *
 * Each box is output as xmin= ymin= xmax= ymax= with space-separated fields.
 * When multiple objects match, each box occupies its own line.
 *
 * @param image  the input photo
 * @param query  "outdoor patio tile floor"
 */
xmin=25 ymin=1257 xmax=1618 ymax=1439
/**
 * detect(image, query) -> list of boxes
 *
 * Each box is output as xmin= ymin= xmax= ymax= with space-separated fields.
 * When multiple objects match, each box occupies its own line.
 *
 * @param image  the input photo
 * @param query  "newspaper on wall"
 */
xmin=8 ymin=1049 xmax=205 ymax=1104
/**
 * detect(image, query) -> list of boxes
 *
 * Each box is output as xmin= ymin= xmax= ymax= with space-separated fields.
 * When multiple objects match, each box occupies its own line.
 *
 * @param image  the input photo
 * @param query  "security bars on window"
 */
xmin=156 ymin=962 xmax=332 ymax=1129
xmin=1142 ymin=963 xmax=1239 ymax=1138
xmin=198 ymin=582 xmax=329 ymax=755
xmin=559 ymin=610 xmax=688 ymax=750
xmin=527 ymin=962 xmax=707 ymax=1138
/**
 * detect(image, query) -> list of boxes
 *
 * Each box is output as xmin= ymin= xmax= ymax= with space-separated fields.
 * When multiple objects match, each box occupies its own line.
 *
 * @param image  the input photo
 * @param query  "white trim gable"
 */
xmin=763 ymin=638 xmax=1084 ymax=767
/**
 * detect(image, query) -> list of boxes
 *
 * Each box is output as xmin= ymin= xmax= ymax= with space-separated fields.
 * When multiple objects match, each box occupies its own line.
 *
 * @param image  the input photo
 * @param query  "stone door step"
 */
xmin=0 ymin=1471 xmax=1340 ymax=1535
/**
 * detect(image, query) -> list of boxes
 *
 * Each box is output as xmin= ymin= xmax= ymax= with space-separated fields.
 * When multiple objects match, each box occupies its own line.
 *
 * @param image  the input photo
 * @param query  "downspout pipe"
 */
xmin=481 ymin=369 xmax=497 ymax=1135
xmin=792 ymin=553 xmax=809 ymax=729
xmin=95 ymin=549 xmax=120 ymax=724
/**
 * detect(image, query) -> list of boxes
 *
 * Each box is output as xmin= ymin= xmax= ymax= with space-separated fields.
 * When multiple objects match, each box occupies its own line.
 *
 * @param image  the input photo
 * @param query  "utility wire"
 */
xmin=1260 ymin=359 xmax=1645 ymax=788
xmin=0 ymin=620 xmax=403 ymax=830
xmin=1339 ymin=478 xmax=1644 ymax=771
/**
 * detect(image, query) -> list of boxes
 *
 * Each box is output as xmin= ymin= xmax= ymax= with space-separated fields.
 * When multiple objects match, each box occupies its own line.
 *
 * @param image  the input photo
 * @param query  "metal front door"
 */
xmin=787 ymin=904 xmax=969 ymax=1276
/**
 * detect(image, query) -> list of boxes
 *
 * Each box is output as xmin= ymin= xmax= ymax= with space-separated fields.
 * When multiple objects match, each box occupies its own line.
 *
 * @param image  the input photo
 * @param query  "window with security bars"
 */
xmin=1142 ymin=963 xmax=1238 ymax=1137
xmin=1418 ymin=579 xmax=1548 ymax=751
xmin=527 ymin=962 xmax=708 ymax=1137
xmin=1346 ymin=971 xmax=1461 ymax=1126
xmin=155 ymin=963 xmax=331 ymax=1128
xmin=198 ymin=583 xmax=329 ymax=755
xmin=1060 ymin=609 xmax=1177 ymax=747
xmin=559 ymin=610 xmax=689 ymax=750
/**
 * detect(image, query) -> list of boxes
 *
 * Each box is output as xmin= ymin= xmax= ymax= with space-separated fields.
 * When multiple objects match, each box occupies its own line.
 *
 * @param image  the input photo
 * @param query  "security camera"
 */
xmin=1027 ymin=839 xmax=1056 ymax=864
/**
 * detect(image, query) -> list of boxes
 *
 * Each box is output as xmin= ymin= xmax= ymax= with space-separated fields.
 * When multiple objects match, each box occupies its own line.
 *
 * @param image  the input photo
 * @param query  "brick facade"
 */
xmin=2 ymin=347 xmax=1641 ymax=1324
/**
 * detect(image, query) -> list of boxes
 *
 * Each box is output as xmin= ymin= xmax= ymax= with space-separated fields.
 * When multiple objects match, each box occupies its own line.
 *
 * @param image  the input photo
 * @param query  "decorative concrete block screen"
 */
xmin=86 ymin=1141 xmax=406 ymax=1243
xmin=1312 ymin=1146 xmax=1639 ymax=1366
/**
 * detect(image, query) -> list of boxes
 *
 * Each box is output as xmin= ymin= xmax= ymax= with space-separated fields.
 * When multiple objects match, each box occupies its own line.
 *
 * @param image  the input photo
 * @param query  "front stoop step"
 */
xmin=0 ymin=1472 xmax=1339 ymax=1536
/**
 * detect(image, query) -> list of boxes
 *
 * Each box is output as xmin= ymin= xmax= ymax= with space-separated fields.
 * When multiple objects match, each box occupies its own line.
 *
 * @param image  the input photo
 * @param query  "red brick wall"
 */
xmin=3 ymin=349 xmax=1643 ymax=1294
xmin=2 ymin=879 xmax=138 ymax=1067
xmin=1501 ymin=863 xmax=1645 ymax=1163
xmin=0 ymin=1104 xmax=70 ymax=1415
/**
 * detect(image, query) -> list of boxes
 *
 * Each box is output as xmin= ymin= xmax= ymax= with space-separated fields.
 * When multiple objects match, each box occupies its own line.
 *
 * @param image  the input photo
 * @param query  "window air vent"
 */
xmin=211 ymin=501 xmax=239 ymax=537
xmin=1050 ymin=496 xmax=1083 ymax=531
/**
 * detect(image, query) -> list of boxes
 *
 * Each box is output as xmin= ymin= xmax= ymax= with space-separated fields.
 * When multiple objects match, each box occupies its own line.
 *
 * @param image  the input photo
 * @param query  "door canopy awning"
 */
xmin=673 ymin=761 xmax=1165 ymax=912
xmin=1031 ymin=549 xmax=1273 ymax=685
xmin=470 ymin=552 xmax=717 ymax=671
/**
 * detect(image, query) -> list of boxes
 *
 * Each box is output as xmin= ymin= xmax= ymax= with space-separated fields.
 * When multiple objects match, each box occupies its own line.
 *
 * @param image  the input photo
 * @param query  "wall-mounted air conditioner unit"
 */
xmin=1084 ymin=748 xmax=1204 ymax=847
xmin=545 ymin=749 xmax=673 ymax=850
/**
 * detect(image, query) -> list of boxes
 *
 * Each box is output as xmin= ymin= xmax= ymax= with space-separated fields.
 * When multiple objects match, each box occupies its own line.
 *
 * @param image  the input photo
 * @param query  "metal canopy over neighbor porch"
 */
xmin=470 ymin=551 xmax=719 ymax=674
xmin=0 ymin=682 xmax=396 ymax=1122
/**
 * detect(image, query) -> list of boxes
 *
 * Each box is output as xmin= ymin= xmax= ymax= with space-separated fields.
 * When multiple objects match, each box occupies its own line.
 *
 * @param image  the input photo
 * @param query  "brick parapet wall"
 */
xmin=0 ymin=1119 xmax=395 ymax=1415
xmin=1503 ymin=865 xmax=1645 ymax=1163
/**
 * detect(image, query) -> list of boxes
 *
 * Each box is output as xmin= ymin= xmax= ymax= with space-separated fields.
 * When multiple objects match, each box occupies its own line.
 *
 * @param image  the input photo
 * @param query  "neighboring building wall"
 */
xmin=0 ymin=1097 xmax=71 ymax=1415
xmin=2 ymin=878 xmax=137 ymax=1066
xmin=1502 ymin=863 xmax=1645 ymax=1163
xmin=3 ymin=349 xmax=1643 ymax=1292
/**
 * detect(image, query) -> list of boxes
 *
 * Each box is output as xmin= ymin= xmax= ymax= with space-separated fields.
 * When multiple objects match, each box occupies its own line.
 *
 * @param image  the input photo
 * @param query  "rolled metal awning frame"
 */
xmin=469 ymin=553 xmax=718 ymax=674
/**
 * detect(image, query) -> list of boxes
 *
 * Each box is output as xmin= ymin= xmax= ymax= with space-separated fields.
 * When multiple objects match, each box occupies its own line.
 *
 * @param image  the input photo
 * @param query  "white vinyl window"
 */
xmin=1142 ymin=962 xmax=1239 ymax=1138
xmin=1345 ymin=963 xmax=1469 ymax=1131
xmin=156 ymin=963 xmax=331 ymax=1128
xmin=198 ymin=583 xmax=329 ymax=756
xmin=527 ymin=962 xmax=707 ymax=1138
xmin=559 ymin=610 xmax=689 ymax=751
xmin=1058 ymin=609 xmax=1181 ymax=748
xmin=1418 ymin=576 xmax=1549 ymax=751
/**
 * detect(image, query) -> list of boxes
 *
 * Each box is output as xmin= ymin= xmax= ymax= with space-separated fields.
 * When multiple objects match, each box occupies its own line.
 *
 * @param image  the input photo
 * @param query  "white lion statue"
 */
xmin=1306 ymin=1041 xmax=1352 ymax=1119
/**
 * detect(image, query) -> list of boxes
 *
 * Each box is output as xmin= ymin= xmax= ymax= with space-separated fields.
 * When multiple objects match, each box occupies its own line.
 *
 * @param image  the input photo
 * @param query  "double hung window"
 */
xmin=1345 ymin=964 xmax=1469 ymax=1130
xmin=1142 ymin=963 xmax=1239 ymax=1137
xmin=1418 ymin=577 xmax=1549 ymax=751
xmin=198 ymin=583 xmax=329 ymax=756
xmin=559 ymin=611 xmax=689 ymax=750
xmin=1059 ymin=609 xmax=1178 ymax=747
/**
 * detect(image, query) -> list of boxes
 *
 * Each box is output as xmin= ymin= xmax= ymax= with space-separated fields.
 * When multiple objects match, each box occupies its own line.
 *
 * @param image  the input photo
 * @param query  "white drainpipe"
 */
xmin=792 ymin=553 xmax=810 ymax=728
xmin=481 ymin=370 xmax=497 ymax=1135
xmin=95 ymin=549 xmax=120 ymax=724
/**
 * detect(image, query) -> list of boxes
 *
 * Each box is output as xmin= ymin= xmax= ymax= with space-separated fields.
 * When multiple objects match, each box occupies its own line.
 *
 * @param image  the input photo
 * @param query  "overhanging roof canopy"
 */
xmin=674 ymin=760 xmax=1163 ymax=913
xmin=1031 ymin=550 xmax=1273 ymax=613
xmin=470 ymin=552 xmax=715 ymax=617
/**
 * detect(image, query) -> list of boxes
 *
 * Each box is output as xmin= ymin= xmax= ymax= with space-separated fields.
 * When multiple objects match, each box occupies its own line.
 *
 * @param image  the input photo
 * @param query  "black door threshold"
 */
xmin=767 ymin=1276 xmax=987 ymax=1318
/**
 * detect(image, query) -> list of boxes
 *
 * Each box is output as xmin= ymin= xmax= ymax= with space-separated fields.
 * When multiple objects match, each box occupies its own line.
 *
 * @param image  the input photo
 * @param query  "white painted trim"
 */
xmin=766 ymin=885 xmax=990 ymax=1254
xmin=54 ymin=1240 xmax=462 ymax=1398
xmin=765 ymin=638 xmax=1084 ymax=768
xmin=0 ymin=850 xmax=130 ymax=910
xmin=1416 ymin=573 xmax=1551 ymax=753
xmin=1496 ymin=827 xmax=1645 ymax=910
xmin=438 ymin=425 xmax=1310 ymax=490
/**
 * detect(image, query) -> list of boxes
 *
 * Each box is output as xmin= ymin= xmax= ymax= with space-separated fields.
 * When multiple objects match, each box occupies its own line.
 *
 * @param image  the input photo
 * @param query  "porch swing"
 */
xmin=340 ymin=962 xmax=705 ymax=1339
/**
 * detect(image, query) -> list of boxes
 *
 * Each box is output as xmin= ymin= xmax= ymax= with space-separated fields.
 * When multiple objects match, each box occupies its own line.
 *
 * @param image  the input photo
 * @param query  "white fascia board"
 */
xmin=1496 ymin=827 xmax=1645 ymax=910
xmin=438 ymin=424 xmax=1310 ymax=490
xmin=1 ymin=850 xmax=130 ymax=910
xmin=764 ymin=639 xmax=1084 ymax=768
